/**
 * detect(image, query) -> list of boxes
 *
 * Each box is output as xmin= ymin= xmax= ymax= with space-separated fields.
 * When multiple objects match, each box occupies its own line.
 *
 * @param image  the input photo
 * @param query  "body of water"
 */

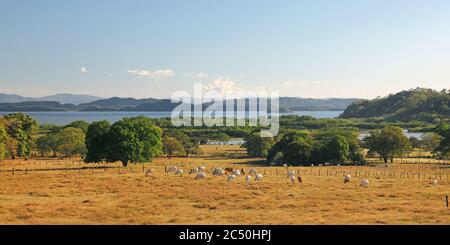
xmin=0 ymin=110 xmax=344 ymax=125
xmin=359 ymin=131 xmax=425 ymax=140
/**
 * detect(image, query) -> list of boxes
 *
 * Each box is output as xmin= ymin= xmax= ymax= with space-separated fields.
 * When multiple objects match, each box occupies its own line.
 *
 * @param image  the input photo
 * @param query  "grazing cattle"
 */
xmin=344 ymin=174 xmax=352 ymax=183
xmin=290 ymin=175 xmax=296 ymax=184
xmin=287 ymin=170 xmax=296 ymax=177
xmin=189 ymin=168 xmax=199 ymax=174
xmin=145 ymin=169 xmax=155 ymax=176
xmin=233 ymin=169 xmax=241 ymax=176
xmin=431 ymin=179 xmax=438 ymax=186
xmin=166 ymin=166 xmax=177 ymax=173
xmin=195 ymin=172 xmax=206 ymax=180
xmin=360 ymin=179 xmax=369 ymax=187
xmin=255 ymin=174 xmax=263 ymax=181
xmin=249 ymin=168 xmax=258 ymax=175
xmin=197 ymin=166 xmax=206 ymax=173
xmin=224 ymin=168 xmax=234 ymax=174
xmin=297 ymin=176 xmax=303 ymax=183
xmin=212 ymin=168 xmax=225 ymax=176
xmin=246 ymin=175 xmax=252 ymax=184
xmin=175 ymin=169 xmax=184 ymax=175
xmin=227 ymin=174 xmax=237 ymax=182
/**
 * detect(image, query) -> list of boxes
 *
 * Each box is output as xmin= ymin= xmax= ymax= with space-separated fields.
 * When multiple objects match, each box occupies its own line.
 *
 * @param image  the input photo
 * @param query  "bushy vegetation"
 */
xmin=341 ymin=88 xmax=450 ymax=123
xmin=265 ymin=128 xmax=365 ymax=166
xmin=85 ymin=116 xmax=163 ymax=166
xmin=0 ymin=110 xmax=448 ymax=165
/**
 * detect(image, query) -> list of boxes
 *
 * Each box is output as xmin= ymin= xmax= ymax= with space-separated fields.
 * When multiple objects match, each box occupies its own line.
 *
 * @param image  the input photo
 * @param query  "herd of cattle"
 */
xmin=141 ymin=165 xmax=437 ymax=187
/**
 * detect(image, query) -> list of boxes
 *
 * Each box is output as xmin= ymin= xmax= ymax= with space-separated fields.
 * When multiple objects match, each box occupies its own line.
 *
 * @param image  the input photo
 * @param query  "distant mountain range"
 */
xmin=0 ymin=93 xmax=102 ymax=105
xmin=0 ymin=93 xmax=359 ymax=112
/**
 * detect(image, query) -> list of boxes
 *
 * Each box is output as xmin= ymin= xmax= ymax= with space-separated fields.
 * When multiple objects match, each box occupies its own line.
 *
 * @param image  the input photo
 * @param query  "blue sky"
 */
xmin=1 ymin=0 xmax=449 ymax=99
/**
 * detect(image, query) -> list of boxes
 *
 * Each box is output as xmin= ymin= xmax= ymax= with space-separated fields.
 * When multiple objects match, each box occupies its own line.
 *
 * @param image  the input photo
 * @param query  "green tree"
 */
xmin=106 ymin=116 xmax=162 ymax=166
xmin=36 ymin=134 xmax=58 ymax=157
xmin=242 ymin=132 xmax=275 ymax=157
xmin=163 ymin=136 xmax=185 ymax=158
xmin=4 ymin=113 xmax=37 ymax=158
xmin=164 ymin=129 xmax=201 ymax=157
xmin=210 ymin=132 xmax=231 ymax=145
xmin=268 ymin=131 xmax=313 ymax=165
xmin=364 ymin=126 xmax=412 ymax=163
xmin=435 ymin=123 xmax=450 ymax=158
xmin=85 ymin=120 xmax=111 ymax=163
xmin=324 ymin=135 xmax=350 ymax=163
xmin=421 ymin=133 xmax=441 ymax=151
xmin=0 ymin=122 xmax=8 ymax=160
xmin=64 ymin=120 xmax=90 ymax=133
xmin=55 ymin=127 xmax=87 ymax=158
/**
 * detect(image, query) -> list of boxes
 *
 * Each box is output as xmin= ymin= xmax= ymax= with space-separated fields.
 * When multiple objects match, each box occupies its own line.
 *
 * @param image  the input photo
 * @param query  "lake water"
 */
xmin=0 ymin=111 xmax=343 ymax=125
xmin=359 ymin=131 xmax=425 ymax=140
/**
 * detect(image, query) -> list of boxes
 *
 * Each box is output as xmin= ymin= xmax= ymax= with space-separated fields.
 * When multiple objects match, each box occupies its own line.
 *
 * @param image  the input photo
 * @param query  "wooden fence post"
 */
xmin=12 ymin=168 xmax=14 ymax=175
xmin=446 ymin=195 xmax=449 ymax=208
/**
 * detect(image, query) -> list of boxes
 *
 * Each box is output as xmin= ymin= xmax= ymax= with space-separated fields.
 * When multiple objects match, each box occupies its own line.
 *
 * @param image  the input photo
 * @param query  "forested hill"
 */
xmin=340 ymin=88 xmax=450 ymax=123
xmin=0 ymin=97 xmax=358 ymax=112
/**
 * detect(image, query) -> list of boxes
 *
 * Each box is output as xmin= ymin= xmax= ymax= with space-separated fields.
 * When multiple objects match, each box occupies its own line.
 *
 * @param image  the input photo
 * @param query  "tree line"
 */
xmin=0 ymin=113 xmax=449 ymax=165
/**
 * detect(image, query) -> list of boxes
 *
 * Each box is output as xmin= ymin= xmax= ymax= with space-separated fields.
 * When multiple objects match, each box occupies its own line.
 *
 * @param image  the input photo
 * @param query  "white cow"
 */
xmin=195 ymin=172 xmax=206 ymax=180
xmin=287 ymin=170 xmax=296 ymax=177
xmin=213 ymin=168 xmax=225 ymax=176
xmin=249 ymin=168 xmax=258 ymax=175
xmin=255 ymin=174 xmax=263 ymax=181
xmin=175 ymin=169 xmax=184 ymax=175
xmin=431 ymin=179 xmax=438 ymax=186
xmin=233 ymin=169 xmax=241 ymax=176
xmin=166 ymin=166 xmax=177 ymax=173
xmin=290 ymin=175 xmax=296 ymax=184
xmin=198 ymin=166 xmax=206 ymax=173
xmin=145 ymin=169 xmax=155 ymax=176
xmin=360 ymin=179 xmax=369 ymax=187
xmin=227 ymin=174 xmax=237 ymax=182
xmin=246 ymin=175 xmax=252 ymax=184
xmin=344 ymin=174 xmax=352 ymax=183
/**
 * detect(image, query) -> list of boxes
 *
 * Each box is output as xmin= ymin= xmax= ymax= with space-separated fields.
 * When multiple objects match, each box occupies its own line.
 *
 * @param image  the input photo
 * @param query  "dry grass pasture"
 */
xmin=1 ymin=145 xmax=449 ymax=224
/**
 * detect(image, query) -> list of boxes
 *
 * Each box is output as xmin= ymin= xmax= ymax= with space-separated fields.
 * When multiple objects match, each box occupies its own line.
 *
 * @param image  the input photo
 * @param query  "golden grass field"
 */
xmin=1 ymin=145 xmax=449 ymax=224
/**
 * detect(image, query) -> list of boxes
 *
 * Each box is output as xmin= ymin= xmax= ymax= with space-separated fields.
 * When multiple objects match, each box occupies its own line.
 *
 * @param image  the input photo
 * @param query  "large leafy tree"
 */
xmin=421 ymin=133 xmax=441 ymax=151
xmin=324 ymin=135 xmax=350 ymax=163
xmin=64 ymin=120 xmax=90 ymax=133
xmin=0 ymin=121 xmax=8 ymax=160
xmin=242 ymin=132 xmax=275 ymax=157
xmin=106 ymin=116 xmax=162 ymax=166
xmin=435 ymin=123 xmax=450 ymax=158
xmin=164 ymin=129 xmax=202 ymax=157
xmin=55 ymin=127 xmax=87 ymax=158
xmin=268 ymin=131 xmax=313 ymax=165
xmin=4 ymin=113 xmax=37 ymax=158
xmin=162 ymin=136 xmax=185 ymax=158
xmin=313 ymin=128 xmax=364 ymax=164
xmin=36 ymin=134 xmax=58 ymax=157
xmin=364 ymin=126 xmax=412 ymax=163
xmin=85 ymin=120 xmax=111 ymax=163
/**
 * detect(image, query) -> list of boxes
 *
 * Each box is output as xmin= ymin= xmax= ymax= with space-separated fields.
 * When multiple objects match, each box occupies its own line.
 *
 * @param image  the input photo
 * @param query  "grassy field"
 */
xmin=1 ymin=145 xmax=449 ymax=224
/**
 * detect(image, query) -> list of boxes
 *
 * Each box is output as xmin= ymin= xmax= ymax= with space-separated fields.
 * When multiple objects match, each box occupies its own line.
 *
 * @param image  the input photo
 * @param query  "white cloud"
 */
xmin=80 ymin=67 xmax=88 ymax=73
xmin=203 ymin=77 xmax=242 ymax=95
xmin=201 ymin=77 xmax=276 ymax=99
xmin=127 ymin=69 xmax=175 ymax=79
xmin=182 ymin=72 xmax=210 ymax=79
